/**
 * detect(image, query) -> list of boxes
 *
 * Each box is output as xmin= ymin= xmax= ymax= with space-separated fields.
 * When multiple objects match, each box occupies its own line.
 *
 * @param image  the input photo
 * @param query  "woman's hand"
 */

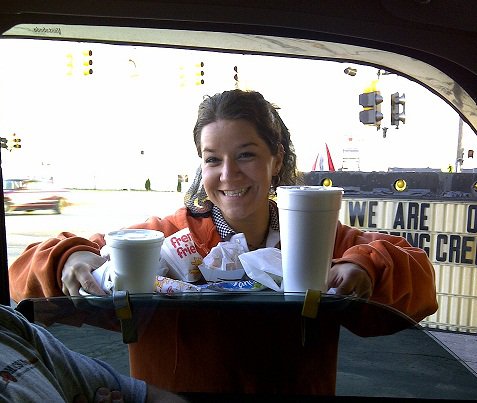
xmin=328 ymin=262 xmax=373 ymax=299
xmin=61 ymin=251 xmax=107 ymax=296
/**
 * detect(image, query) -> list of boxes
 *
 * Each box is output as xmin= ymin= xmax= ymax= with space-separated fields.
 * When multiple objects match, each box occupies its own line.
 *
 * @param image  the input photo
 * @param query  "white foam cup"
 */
xmin=105 ymin=229 xmax=164 ymax=293
xmin=277 ymin=186 xmax=343 ymax=292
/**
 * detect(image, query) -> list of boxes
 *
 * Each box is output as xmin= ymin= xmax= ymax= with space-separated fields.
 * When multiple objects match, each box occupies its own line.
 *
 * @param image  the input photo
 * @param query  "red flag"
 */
xmin=311 ymin=154 xmax=318 ymax=170
xmin=311 ymin=153 xmax=324 ymax=171
xmin=325 ymin=143 xmax=335 ymax=172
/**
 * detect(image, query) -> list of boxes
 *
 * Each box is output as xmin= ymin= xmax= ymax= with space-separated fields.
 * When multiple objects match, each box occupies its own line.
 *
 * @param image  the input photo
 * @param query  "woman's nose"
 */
xmin=220 ymin=159 xmax=241 ymax=181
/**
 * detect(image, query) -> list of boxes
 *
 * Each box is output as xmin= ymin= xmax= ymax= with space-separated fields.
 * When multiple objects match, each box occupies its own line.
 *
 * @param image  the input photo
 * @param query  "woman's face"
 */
xmin=200 ymin=119 xmax=283 ymax=227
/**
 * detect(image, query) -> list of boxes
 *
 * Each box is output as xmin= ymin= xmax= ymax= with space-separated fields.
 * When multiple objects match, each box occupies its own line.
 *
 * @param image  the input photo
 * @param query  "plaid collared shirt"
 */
xmin=212 ymin=200 xmax=280 ymax=241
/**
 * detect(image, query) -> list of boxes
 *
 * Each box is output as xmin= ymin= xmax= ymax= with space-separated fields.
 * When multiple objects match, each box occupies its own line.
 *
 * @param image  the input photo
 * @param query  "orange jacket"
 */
xmin=8 ymin=207 xmax=438 ymax=395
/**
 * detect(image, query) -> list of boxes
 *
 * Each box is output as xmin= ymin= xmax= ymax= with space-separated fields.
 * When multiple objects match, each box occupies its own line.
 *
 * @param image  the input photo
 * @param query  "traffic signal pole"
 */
xmin=0 ymin=146 xmax=11 ymax=306
xmin=455 ymin=117 xmax=464 ymax=172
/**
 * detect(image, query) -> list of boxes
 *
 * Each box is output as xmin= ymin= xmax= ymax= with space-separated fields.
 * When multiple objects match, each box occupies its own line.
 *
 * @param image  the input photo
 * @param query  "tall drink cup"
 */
xmin=277 ymin=186 xmax=343 ymax=292
xmin=105 ymin=229 xmax=164 ymax=293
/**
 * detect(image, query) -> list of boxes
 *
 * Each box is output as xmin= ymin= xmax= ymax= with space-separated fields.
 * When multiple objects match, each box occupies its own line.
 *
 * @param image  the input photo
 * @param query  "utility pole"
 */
xmin=455 ymin=117 xmax=464 ymax=172
xmin=0 ymin=145 xmax=11 ymax=305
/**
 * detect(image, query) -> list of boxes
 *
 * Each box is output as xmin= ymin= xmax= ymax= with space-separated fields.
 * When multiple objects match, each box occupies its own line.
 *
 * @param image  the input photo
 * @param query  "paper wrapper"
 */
xmin=160 ymin=228 xmax=203 ymax=282
xmin=239 ymin=248 xmax=283 ymax=291
xmin=155 ymin=275 xmax=204 ymax=294
xmin=198 ymin=233 xmax=247 ymax=281
xmin=154 ymin=276 xmax=266 ymax=294
xmin=197 ymin=233 xmax=282 ymax=290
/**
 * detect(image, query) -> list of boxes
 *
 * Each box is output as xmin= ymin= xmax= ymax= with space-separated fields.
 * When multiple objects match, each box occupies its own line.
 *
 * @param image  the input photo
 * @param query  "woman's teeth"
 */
xmin=223 ymin=188 xmax=247 ymax=197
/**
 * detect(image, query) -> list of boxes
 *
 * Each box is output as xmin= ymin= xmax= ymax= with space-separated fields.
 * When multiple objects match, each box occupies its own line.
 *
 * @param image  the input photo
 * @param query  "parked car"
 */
xmin=3 ymin=178 xmax=69 ymax=214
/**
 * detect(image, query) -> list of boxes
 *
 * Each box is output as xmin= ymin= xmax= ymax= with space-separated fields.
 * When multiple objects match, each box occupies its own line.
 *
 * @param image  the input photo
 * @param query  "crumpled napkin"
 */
xmin=239 ymin=248 xmax=283 ymax=291
xmin=198 ymin=233 xmax=248 ymax=281
xmin=202 ymin=235 xmax=248 ymax=270
xmin=91 ymin=260 xmax=115 ymax=294
xmin=198 ymin=232 xmax=283 ymax=290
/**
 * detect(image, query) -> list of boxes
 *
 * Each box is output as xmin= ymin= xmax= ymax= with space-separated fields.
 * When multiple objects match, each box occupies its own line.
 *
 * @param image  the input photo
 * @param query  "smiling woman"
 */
xmin=192 ymin=91 xmax=288 ymax=249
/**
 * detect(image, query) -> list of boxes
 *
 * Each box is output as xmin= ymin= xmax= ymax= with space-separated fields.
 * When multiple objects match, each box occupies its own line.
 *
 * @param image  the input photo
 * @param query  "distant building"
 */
xmin=341 ymin=148 xmax=360 ymax=171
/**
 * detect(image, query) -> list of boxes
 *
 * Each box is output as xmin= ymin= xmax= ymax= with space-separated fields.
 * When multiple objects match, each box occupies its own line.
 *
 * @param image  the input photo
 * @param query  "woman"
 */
xmin=9 ymin=89 xmax=437 ymax=395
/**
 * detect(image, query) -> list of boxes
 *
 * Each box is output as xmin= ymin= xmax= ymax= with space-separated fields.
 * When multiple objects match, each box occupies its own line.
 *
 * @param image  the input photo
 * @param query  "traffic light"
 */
xmin=233 ymin=65 xmax=239 ymax=88
xmin=195 ymin=62 xmax=205 ymax=85
xmin=359 ymin=91 xmax=384 ymax=127
xmin=82 ymin=50 xmax=93 ymax=76
xmin=0 ymin=137 xmax=7 ymax=150
xmin=391 ymin=92 xmax=406 ymax=128
xmin=10 ymin=133 xmax=21 ymax=150
xmin=66 ymin=53 xmax=74 ymax=76
xmin=179 ymin=65 xmax=186 ymax=88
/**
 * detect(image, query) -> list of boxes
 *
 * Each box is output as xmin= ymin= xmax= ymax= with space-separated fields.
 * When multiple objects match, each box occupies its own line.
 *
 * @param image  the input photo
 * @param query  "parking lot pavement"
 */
xmin=42 ymin=320 xmax=477 ymax=400
xmin=429 ymin=330 xmax=477 ymax=373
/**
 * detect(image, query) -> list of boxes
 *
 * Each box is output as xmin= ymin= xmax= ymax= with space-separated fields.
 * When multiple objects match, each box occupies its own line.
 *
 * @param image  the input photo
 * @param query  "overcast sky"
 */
xmin=1 ymin=39 xmax=475 ymax=189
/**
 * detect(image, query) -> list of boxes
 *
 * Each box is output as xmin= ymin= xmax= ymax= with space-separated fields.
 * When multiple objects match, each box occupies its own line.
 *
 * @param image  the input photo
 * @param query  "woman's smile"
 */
xmin=221 ymin=188 xmax=250 ymax=197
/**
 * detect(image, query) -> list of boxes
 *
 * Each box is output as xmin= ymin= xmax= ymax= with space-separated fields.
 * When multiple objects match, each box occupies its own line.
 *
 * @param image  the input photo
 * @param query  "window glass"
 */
xmin=1 ymin=32 xmax=476 ymax=394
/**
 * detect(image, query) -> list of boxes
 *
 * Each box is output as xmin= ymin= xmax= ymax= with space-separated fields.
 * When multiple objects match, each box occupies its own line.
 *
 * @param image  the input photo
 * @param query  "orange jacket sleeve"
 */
xmin=9 ymin=216 xmax=181 ymax=302
xmin=332 ymin=222 xmax=438 ymax=322
xmin=8 ymin=208 xmax=208 ymax=302
xmin=9 ymin=232 xmax=102 ymax=301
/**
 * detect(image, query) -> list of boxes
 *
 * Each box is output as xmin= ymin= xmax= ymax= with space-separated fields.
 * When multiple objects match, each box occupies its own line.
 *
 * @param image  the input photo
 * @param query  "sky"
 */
xmin=0 ymin=38 xmax=475 ymax=190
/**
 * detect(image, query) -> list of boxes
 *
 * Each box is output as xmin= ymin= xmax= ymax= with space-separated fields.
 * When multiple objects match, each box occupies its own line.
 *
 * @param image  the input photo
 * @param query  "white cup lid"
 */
xmin=276 ymin=186 xmax=343 ymax=211
xmin=277 ymin=185 xmax=343 ymax=194
xmin=105 ymin=229 xmax=164 ymax=245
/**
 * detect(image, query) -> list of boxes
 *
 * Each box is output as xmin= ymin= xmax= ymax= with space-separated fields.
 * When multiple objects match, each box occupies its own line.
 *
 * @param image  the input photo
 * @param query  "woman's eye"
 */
xmin=205 ymin=156 xmax=220 ymax=164
xmin=238 ymin=152 xmax=254 ymax=159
